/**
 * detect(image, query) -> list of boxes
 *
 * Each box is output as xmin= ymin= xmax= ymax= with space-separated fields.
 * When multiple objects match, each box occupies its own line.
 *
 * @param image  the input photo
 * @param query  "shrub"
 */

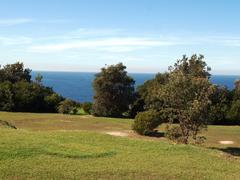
xmin=57 ymin=99 xmax=75 ymax=114
xmin=132 ymin=110 xmax=161 ymax=135
xmin=81 ymin=102 xmax=92 ymax=114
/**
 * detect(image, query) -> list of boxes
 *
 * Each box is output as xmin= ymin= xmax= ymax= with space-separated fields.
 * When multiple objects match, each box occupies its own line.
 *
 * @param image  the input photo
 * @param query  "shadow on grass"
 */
xmin=45 ymin=151 xmax=117 ymax=159
xmin=146 ymin=131 xmax=165 ymax=138
xmin=211 ymin=147 xmax=240 ymax=157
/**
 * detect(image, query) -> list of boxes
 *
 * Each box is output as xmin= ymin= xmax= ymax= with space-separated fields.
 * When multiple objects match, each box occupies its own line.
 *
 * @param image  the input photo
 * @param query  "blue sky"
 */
xmin=0 ymin=0 xmax=240 ymax=74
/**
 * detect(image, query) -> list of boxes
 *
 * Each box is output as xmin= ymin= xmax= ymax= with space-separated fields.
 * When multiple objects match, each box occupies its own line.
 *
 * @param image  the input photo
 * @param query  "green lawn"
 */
xmin=0 ymin=112 xmax=240 ymax=179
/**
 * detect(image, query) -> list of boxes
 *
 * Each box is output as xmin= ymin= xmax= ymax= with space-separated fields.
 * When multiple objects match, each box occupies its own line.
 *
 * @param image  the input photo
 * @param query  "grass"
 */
xmin=0 ymin=111 xmax=240 ymax=179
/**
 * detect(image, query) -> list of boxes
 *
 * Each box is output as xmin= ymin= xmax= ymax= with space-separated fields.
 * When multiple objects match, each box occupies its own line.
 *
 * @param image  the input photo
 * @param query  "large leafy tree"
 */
xmin=92 ymin=63 xmax=135 ymax=117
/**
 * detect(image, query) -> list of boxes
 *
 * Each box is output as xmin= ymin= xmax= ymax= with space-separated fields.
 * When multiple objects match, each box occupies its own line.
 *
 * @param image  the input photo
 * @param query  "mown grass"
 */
xmin=0 ymin=112 xmax=240 ymax=179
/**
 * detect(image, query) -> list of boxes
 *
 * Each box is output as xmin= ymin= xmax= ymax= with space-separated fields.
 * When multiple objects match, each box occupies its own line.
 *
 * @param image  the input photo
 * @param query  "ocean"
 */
xmin=32 ymin=72 xmax=240 ymax=102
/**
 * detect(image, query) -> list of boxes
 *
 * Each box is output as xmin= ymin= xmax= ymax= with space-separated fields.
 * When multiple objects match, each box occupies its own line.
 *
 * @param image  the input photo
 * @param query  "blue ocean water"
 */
xmin=32 ymin=72 xmax=240 ymax=102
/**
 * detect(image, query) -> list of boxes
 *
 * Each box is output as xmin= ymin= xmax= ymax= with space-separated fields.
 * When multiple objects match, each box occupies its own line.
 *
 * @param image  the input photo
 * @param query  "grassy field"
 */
xmin=0 ymin=112 xmax=240 ymax=179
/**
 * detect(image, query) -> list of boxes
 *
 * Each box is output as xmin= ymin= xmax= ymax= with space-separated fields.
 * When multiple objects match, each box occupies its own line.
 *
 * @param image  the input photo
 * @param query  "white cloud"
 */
xmin=29 ymin=37 xmax=178 ymax=53
xmin=0 ymin=36 xmax=32 ymax=45
xmin=0 ymin=18 xmax=33 ymax=26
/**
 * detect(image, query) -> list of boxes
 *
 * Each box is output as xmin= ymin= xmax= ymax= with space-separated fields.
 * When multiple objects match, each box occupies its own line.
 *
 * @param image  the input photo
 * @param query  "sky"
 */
xmin=0 ymin=0 xmax=240 ymax=74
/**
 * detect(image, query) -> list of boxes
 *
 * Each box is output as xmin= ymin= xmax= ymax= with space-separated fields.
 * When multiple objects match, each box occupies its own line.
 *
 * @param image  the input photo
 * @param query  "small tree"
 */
xmin=160 ymin=55 xmax=213 ymax=144
xmin=136 ymin=55 xmax=213 ymax=144
xmin=92 ymin=63 xmax=135 ymax=117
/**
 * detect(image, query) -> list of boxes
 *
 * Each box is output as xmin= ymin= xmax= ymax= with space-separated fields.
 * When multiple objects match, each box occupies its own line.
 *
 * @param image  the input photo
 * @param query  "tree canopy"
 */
xmin=92 ymin=63 xmax=135 ymax=117
xmin=0 ymin=62 xmax=63 ymax=113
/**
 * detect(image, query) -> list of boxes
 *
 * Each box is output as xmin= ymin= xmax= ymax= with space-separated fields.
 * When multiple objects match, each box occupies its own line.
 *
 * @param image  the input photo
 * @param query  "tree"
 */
xmin=134 ymin=55 xmax=213 ymax=144
xmin=0 ymin=62 xmax=63 ymax=113
xmin=137 ymin=73 xmax=169 ymax=111
xmin=169 ymin=54 xmax=211 ymax=79
xmin=0 ymin=62 xmax=31 ymax=83
xmin=92 ymin=63 xmax=135 ymax=117
xmin=160 ymin=70 xmax=213 ymax=144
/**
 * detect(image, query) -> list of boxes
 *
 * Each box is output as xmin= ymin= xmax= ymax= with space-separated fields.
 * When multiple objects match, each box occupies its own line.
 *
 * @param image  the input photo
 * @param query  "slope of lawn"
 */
xmin=0 ymin=111 xmax=240 ymax=179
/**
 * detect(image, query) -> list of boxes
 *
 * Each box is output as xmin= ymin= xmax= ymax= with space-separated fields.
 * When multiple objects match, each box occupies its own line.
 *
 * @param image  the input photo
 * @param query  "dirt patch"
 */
xmin=219 ymin=141 xmax=234 ymax=145
xmin=105 ymin=131 xmax=129 ymax=137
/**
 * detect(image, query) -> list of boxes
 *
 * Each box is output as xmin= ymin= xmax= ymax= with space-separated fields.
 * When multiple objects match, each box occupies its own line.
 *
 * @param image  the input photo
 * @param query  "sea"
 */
xmin=32 ymin=72 xmax=240 ymax=102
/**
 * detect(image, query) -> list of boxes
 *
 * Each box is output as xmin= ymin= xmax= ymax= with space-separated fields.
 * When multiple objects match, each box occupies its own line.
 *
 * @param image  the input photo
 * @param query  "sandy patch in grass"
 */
xmin=105 ymin=131 xmax=129 ymax=137
xmin=219 ymin=141 xmax=234 ymax=145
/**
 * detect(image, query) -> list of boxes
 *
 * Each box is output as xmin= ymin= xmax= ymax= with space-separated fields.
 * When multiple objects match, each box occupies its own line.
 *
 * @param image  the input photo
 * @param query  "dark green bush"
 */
xmin=132 ymin=110 xmax=161 ymax=135
xmin=81 ymin=102 xmax=92 ymax=114
xmin=57 ymin=99 xmax=76 ymax=114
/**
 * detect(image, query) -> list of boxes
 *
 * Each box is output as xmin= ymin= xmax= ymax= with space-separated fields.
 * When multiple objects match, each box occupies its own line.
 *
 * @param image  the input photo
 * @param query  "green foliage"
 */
xmin=227 ymin=100 xmax=240 ymax=125
xmin=44 ymin=93 xmax=63 ymax=112
xmin=162 ymin=71 xmax=213 ymax=143
xmin=0 ymin=62 xmax=63 ymax=113
xmin=169 ymin=54 xmax=211 ymax=79
xmin=135 ymin=55 xmax=213 ymax=144
xmin=0 ymin=62 xmax=31 ymax=83
xmin=127 ymin=92 xmax=145 ymax=118
xmin=92 ymin=63 xmax=135 ymax=117
xmin=137 ymin=73 xmax=169 ymax=111
xmin=0 ymin=82 xmax=14 ymax=111
xmin=58 ymin=99 xmax=76 ymax=114
xmin=81 ymin=102 xmax=92 ymax=114
xmin=132 ymin=110 xmax=162 ymax=135
xmin=226 ymin=80 xmax=240 ymax=125
xmin=209 ymin=85 xmax=231 ymax=124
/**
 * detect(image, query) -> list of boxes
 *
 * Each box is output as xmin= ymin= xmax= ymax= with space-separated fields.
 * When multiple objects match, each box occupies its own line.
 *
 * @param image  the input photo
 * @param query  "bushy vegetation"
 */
xmin=0 ymin=62 xmax=63 ymax=113
xmin=81 ymin=102 xmax=92 ymax=114
xmin=57 ymin=99 xmax=78 ymax=114
xmin=132 ymin=110 xmax=162 ymax=135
